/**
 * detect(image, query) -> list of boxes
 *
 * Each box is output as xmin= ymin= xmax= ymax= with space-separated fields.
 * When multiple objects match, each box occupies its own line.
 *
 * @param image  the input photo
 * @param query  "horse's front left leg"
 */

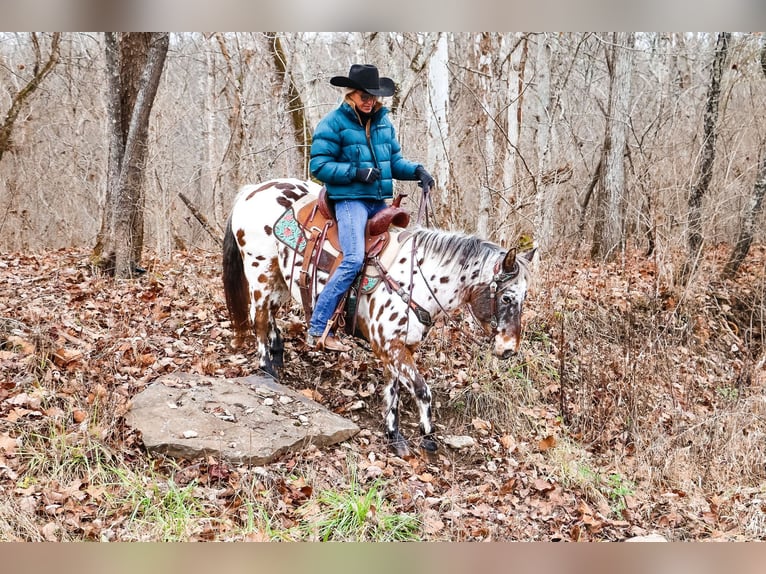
xmin=380 ymin=343 xmax=438 ymax=454
xmin=250 ymin=295 xmax=281 ymax=379
xmin=267 ymin=302 xmax=284 ymax=373
xmin=382 ymin=375 xmax=409 ymax=457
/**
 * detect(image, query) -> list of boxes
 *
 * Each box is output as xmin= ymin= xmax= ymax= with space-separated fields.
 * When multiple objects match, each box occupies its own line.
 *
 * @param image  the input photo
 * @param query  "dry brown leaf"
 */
xmin=41 ymin=522 xmax=61 ymax=541
xmin=472 ymin=417 xmax=491 ymax=432
xmin=537 ymin=435 xmax=556 ymax=452
xmin=532 ymin=478 xmax=555 ymax=493
xmin=0 ymin=433 xmax=19 ymax=455
xmin=299 ymin=388 xmax=324 ymax=403
xmin=499 ymin=434 xmax=517 ymax=452
xmin=5 ymin=335 xmax=35 ymax=354
xmin=422 ymin=509 xmax=444 ymax=535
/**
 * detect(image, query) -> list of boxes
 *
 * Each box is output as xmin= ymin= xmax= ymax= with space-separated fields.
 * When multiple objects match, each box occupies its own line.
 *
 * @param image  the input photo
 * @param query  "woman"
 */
xmin=308 ymin=64 xmax=435 ymax=351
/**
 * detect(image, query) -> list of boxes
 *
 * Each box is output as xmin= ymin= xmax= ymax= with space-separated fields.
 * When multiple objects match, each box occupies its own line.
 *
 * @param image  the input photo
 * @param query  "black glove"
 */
xmin=415 ymin=166 xmax=435 ymax=191
xmin=354 ymin=167 xmax=381 ymax=184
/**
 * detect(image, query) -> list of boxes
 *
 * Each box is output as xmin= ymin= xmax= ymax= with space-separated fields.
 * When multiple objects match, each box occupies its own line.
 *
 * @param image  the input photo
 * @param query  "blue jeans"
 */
xmin=308 ymin=198 xmax=386 ymax=337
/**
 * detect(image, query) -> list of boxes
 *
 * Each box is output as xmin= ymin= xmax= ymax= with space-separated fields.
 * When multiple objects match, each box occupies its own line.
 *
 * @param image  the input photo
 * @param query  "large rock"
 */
xmin=126 ymin=373 xmax=359 ymax=464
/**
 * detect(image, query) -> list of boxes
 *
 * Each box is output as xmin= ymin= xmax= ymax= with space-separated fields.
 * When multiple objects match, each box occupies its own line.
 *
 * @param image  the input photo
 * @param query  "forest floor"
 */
xmin=0 ymin=244 xmax=765 ymax=541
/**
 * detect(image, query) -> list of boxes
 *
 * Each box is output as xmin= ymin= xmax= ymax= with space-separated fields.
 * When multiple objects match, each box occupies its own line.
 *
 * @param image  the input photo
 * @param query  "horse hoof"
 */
xmin=259 ymin=363 xmax=280 ymax=380
xmin=420 ymin=434 xmax=438 ymax=453
xmin=386 ymin=431 xmax=411 ymax=458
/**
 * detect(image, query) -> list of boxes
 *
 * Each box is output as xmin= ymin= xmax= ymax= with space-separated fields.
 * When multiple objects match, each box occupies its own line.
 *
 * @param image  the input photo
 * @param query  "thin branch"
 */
xmin=177 ymin=192 xmax=223 ymax=246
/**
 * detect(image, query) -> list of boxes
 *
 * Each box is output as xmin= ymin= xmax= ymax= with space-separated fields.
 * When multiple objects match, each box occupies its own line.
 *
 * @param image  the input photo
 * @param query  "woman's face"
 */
xmin=351 ymin=90 xmax=377 ymax=113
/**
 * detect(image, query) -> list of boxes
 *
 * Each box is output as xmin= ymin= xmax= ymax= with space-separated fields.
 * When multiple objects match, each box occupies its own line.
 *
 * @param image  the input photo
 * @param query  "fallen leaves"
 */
xmin=0 ymin=246 xmax=764 ymax=541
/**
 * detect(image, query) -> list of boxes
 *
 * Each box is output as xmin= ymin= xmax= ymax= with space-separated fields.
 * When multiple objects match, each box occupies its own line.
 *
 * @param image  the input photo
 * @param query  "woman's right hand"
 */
xmin=354 ymin=167 xmax=381 ymax=183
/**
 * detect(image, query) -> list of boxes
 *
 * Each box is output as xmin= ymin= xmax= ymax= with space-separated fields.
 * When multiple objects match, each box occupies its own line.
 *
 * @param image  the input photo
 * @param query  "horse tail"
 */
xmin=222 ymin=215 xmax=251 ymax=344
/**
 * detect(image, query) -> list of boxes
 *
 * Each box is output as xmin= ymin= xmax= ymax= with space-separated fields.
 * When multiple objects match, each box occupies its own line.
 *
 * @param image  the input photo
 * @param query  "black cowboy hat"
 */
xmin=330 ymin=64 xmax=395 ymax=97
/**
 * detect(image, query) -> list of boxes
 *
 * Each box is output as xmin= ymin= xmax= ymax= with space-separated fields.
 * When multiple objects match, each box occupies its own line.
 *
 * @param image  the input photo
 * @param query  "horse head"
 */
xmin=468 ymin=247 xmax=536 ymax=359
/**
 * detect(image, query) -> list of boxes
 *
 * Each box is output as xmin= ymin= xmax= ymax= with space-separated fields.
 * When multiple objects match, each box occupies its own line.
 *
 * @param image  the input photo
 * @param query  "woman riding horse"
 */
xmin=307 ymin=63 xmax=435 ymax=352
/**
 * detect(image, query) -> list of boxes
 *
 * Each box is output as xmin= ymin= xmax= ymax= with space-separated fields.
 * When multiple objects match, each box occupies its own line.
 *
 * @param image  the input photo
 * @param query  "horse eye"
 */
xmin=500 ymin=293 xmax=514 ymax=305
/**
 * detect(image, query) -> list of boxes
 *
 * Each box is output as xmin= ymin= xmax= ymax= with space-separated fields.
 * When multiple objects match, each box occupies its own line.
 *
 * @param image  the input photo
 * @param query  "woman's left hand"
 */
xmin=415 ymin=166 xmax=435 ymax=191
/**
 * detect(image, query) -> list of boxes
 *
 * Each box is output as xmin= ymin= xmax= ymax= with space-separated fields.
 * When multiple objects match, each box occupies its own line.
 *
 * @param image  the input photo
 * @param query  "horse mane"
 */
xmin=412 ymin=227 xmax=503 ymax=273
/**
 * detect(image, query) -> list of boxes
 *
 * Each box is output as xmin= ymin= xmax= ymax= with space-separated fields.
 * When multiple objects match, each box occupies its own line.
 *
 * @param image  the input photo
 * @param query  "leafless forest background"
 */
xmin=2 ymin=32 xmax=766 ymax=541
xmin=2 ymin=32 xmax=764 ymax=268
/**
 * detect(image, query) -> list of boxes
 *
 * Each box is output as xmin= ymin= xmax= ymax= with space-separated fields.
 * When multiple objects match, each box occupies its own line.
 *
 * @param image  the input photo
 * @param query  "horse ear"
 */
xmin=502 ymin=248 xmax=517 ymax=273
xmin=520 ymin=247 xmax=537 ymax=263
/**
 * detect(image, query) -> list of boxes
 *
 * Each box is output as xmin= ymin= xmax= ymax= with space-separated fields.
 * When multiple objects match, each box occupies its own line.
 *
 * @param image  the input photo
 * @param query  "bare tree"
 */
xmin=723 ymin=148 xmax=766 ymax=277
xmin=591 ymin=32 xmax=635 ymax=261
xmin=497 ymin=33 xmax=526 ymax=246
xmin=266 ymin=32 xmax=309 ymax=176
xmin=0 ymin=33 xmax=60 ymax=163
xmin=679 ymin=32 xmax=731 ymax=284
xmin=95 ymin=32 xmax=170 ymax=278
xmin=476 ymin=33 xmax=496 ymax=238
xmin=532 ymin=33 xmax=554 ymax=252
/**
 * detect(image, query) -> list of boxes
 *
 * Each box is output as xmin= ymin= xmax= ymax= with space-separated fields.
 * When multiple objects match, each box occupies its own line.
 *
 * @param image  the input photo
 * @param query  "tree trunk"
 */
xmin=476 ymin=33 xmax=495 ymax=238
xmin=211 ymin=32 xmax=245 ymax=228
xmin=679 ymin=32 xmax=731 ymax=284
xmin=94 ymin=32 xmax=122 ymax=261
xmin=95 ymin=32 xmax=170 ymax=279
xmin=722 ymin=37 xmax=766 ymax=278
xmin=498 ymin=33 xmax=525 ymax=246
xmin=427 ymin=33 xmax=450 ymax=212
xmin=532 ymin=33 xmax=554 ymax=253
xmin=266 ymin=32 xmax=309 ymax=176
xmin=722 ymin=147 xmax=766 ymax=277
xmin=591 ymin=32 xmax=634 ymax=261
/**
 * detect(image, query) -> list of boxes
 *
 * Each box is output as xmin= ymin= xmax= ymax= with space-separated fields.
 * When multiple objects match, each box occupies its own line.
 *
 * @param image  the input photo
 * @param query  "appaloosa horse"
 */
xmin=222 ymin=178 xmax=535 ymax=456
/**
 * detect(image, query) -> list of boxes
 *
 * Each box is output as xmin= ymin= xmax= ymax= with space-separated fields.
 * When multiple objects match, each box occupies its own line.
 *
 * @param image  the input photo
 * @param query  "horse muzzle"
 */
xmin=493 ymin=333 xmax=520 ymax=359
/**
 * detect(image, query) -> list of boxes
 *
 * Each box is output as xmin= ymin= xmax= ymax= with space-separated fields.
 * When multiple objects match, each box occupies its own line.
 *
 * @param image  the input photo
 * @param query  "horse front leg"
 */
xmin=250 ymin=296 xmax=281 ymax=379
xmin=380 ymin=343 xmax=438 ymax=455
xmin=267 ymin=302 xmax=284 ymax=373
xmin=382 ymin=375 xmax=409 ymax=457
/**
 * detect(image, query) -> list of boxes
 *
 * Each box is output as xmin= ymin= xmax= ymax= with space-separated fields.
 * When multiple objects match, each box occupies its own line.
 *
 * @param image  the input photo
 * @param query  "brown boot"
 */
xmin=317 ymin=333 xmax=351 ymax=352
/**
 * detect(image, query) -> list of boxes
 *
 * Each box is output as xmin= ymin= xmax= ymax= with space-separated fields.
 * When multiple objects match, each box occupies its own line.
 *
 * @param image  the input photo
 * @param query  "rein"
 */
xmin=369 ymin=254 xmax=433 ymax=328
xmin=381 ymin=184 xmax=438 ymax=331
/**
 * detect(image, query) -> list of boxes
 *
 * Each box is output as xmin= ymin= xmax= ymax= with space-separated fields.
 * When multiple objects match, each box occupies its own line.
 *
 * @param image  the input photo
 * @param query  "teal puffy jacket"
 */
xmin=309 ymin=100 xmax=421 ymax=201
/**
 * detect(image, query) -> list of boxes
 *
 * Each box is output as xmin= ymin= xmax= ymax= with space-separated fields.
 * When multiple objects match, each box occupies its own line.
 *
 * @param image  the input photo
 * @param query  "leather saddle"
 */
xmin=293 ymin=187 xmax=411 ymax=325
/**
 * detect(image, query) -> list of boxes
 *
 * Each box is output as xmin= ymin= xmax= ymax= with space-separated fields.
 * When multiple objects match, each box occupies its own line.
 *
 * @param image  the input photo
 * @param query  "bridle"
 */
xmin=390 ymin=186 xmax=523 ymax=338
xmin=488 ymin=257 xmax=521 ymax=329
xmin=409 ymin=248 xmax=523 ymax=343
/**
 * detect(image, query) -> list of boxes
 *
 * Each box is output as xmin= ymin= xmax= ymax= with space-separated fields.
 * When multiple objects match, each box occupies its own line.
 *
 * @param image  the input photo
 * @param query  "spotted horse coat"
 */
xmin=222 ymin=178 xmax=535 ymax=457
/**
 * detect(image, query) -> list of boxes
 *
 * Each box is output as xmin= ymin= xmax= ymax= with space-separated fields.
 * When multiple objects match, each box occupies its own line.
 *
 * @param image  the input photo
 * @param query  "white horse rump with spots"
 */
xmin=222 ymin=178 xmax=535 ymax=456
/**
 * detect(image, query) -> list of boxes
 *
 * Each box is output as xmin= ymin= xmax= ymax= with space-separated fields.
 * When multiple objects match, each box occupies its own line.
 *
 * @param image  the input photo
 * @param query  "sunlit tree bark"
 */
xmin=532 ymin=33 xmax=554 ymax=252
xmin=427 ymin=32 xmax=450 ymax=208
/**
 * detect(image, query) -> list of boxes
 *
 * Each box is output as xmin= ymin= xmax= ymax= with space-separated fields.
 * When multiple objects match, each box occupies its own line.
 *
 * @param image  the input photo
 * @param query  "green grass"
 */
xmin=19 ymin=425 xmax=117 ymax=486
xmin=106 ymin=466 xmax=210 ymax=541
xmin=296 ymin=462 xmax=421 ymax=542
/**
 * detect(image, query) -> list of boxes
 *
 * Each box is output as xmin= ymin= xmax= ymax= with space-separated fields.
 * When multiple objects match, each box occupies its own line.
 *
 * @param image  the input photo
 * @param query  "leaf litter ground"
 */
xmin=1 ymin=246 xmax=765 ymax=541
